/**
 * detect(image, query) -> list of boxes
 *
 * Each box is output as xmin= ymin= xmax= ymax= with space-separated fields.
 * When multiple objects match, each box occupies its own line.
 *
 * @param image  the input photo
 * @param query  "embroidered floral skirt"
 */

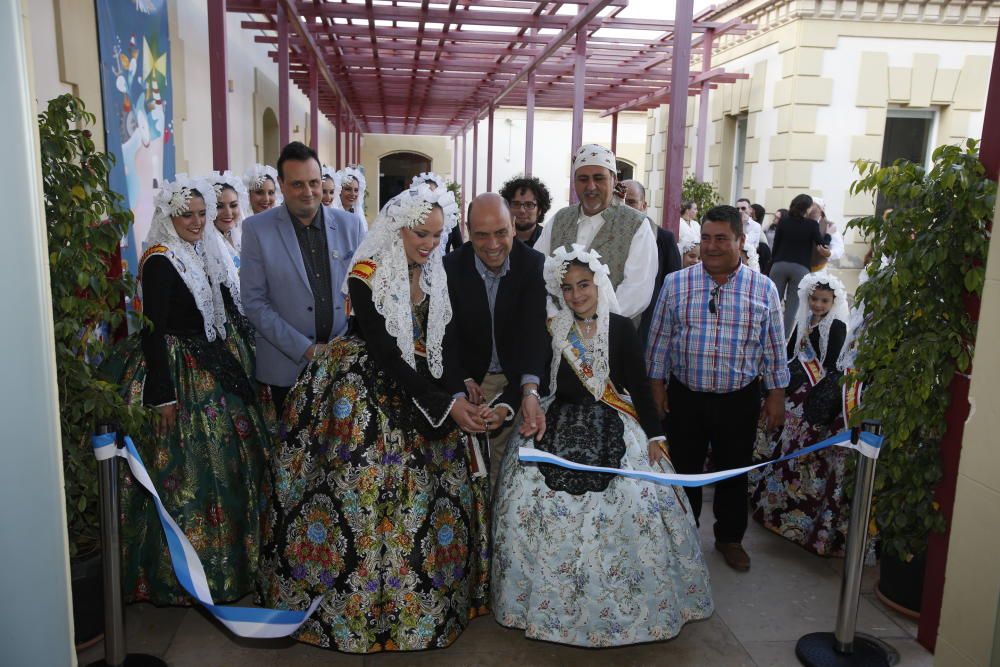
xmin=748 ymin=373 xmax=852 ymax=557
xmin=257 ymin=336 xmax=490 ymax=653
xmin=492 ymin=396 xmax=714 ymax=647
xmin=107 ymin=335 xmax=270 ymax=605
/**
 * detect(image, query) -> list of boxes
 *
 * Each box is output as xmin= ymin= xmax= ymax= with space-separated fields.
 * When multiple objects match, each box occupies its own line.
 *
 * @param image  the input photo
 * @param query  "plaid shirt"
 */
xmin=646 ymin=262 xmax=789 ymax=392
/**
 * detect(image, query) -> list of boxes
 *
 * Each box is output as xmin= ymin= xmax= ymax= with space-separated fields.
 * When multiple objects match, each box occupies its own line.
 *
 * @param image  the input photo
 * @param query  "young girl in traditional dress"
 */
xmin=492 ymin=244 xmax=713 ymax=647
xmin=749 ymin=271 xmax=851 ymax=556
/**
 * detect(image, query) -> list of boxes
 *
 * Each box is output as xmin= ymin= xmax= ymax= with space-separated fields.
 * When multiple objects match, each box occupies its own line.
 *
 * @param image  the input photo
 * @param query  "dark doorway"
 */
xmin=379 ymin=152 xmax=432 ymax=210
xmin=616 ymin=159 xmax=634 ymax=182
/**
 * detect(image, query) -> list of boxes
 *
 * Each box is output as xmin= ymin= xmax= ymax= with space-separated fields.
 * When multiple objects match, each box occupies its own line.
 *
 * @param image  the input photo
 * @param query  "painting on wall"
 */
xmin=95 ymin=0 xmax=175 ymax=275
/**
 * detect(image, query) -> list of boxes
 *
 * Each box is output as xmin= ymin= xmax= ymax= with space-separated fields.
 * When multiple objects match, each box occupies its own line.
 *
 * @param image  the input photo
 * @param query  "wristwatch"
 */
xmin=524 ymin=388 xmax=541 ymax=401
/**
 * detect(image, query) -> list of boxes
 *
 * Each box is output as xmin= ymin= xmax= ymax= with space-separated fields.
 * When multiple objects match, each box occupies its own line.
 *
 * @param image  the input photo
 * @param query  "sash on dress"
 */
xmin=561 ymin=324 xmax=639 ymax=423
xmin=797 ymin=341 xmax=825 ymax=387
xmin=842 ymin=369 xmax=864 ymax=425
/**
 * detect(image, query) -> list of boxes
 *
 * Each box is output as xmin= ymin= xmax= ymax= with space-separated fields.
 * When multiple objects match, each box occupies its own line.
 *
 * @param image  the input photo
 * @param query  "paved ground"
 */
xmin=78 ymin=503 xmax=932 ymax=666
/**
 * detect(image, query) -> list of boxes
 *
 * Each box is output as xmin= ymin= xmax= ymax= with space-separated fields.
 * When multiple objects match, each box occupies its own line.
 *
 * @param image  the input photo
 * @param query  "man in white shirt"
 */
xmin=534 ymin=144 xmax=658 ymax=319
xmin=736 ymin=198 xmax=764 ymax=248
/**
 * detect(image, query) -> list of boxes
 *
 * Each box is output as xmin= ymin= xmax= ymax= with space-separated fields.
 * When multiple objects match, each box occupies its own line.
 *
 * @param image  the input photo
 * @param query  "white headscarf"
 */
xmin=242 ymin=164 xmax=284 ymax=206
xmin=347 ymin=179 xmax=459 ymax=378
xmin=321 ymin=165 xmax=342 ymax=210
xmin=793 ymin=271 xmax=850 ymax=365
xmin=335 ymin=166 xmax=367 ymax=222
xmin=144 ymin=174 xmax=231 ymax=341
xmin=205 ymin=170 xmax=250 ymax=252
xmin=410 ymin=172 xmax=446 ymax=190
xmin=679 ymin=223 xmax=700 ymax=254
xmin=572 ymin=143 xmax=617 ymax=174
xmin=543 ymin=244 xmax=620 ymax=399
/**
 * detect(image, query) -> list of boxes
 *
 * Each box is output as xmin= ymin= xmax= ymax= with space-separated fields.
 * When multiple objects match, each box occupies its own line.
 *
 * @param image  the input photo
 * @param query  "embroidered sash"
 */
xmin=842 ymin=369 xmax=864 ymax=425
xmin=560 ymin=324 xmax=639 ymax=422
xmin=797 ymin=341 xmax=825 ymax=387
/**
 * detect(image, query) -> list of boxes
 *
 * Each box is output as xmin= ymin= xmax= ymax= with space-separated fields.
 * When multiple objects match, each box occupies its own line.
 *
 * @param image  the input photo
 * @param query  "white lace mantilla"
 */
xmin=792 ymin=270 xmax=850 ymax=364
xmin=146 ymin=174 xmax=234 ymax=340
xmin=347 ymin=179 xmax=459 ymax=378
xmin=544 ymin=244 xmax=619 ymax=399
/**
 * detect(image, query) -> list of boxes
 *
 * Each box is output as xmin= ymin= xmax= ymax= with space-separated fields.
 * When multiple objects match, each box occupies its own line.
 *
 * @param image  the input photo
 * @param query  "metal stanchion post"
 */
xmin=88 ymin=427 xmax=166 ymax=667
xmin=796 ymin=421 xmax=900 ymax=667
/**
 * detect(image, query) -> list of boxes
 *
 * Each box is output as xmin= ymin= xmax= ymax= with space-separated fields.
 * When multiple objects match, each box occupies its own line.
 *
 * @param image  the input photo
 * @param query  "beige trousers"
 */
xmin=479 ymin=372 xmax=517 ymax=496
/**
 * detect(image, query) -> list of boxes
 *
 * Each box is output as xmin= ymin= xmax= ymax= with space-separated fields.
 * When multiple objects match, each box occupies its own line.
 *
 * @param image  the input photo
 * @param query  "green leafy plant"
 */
xmin=41 ymin=94 xmax=149 ymax=558
xmin=848 ymin=140 xmax=995 ymax=561
xmin=682 ymin=175 xmax=722 ymax=215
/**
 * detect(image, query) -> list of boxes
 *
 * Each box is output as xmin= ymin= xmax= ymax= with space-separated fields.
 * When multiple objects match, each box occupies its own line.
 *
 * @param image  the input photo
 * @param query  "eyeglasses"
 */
xmin=509 ymin=201 xmax=538 ymax=210
xmin=709 ymin=284 xmax=721 ymax=314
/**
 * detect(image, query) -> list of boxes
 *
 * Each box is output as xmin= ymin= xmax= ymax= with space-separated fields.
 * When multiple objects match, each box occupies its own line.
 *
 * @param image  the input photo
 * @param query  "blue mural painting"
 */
xmin=95 ymin=0 xmax=175 ymax=276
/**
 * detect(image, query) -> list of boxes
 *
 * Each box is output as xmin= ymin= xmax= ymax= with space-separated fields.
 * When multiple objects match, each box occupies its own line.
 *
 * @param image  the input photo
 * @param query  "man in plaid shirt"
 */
xmin=646 ymin=204 xmax=789 ymax=572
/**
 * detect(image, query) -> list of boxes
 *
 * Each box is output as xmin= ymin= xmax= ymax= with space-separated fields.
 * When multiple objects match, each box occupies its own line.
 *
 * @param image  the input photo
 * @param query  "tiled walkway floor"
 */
xmin=78 ymin=511 xmax=932 ymax=666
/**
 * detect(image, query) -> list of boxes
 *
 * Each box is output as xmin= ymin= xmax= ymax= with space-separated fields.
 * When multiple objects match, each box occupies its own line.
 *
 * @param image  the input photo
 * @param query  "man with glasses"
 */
xmin=499 ymin=175 xmax=552 ymax=248
xmin=736 ymin=197 xmax=764 ymax=249
xmin=645 ymin=205 xmax=788 ymax=573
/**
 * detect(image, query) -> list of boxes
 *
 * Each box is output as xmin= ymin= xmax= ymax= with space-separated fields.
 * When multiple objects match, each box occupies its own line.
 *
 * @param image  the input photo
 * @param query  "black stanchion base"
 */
xmin=796 ymin=632 xmax=899 ymax=667
xmin=87 ymin=654 xmax=168 ymax=667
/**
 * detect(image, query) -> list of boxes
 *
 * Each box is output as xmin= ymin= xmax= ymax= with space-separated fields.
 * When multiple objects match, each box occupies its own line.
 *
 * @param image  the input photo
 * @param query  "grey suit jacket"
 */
xmin=240 ymin=204 xmax=366 ymax=386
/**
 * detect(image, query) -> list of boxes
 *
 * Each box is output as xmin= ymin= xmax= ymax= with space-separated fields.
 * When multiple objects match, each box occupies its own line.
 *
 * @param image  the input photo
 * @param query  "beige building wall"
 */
xmin=934 ymin=193 xmax=1000 ymax=667
xmin=26 ymin=0 xmax=105 ymax=151
xmin=644 ymin=0 xmax=996 ymax=293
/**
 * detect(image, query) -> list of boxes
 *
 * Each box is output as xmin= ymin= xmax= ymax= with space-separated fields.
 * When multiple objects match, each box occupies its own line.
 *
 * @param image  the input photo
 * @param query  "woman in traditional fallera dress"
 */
xmin=108 ymin=175 xmax=270 ymax=605
xmin=492 ymin=244 xmax=713 ymax=648
xmin=258 ymin=182 xmax=492 ymax=653
xmin=243 ymin=163 xmax=283 ymax=215
xmin=207 ymin=170 xmax=250 ymax=267
xmin=334 ymin=165 xmax=367 ymax=222
xmin=321 ymin=165 xmax=342 ymax=209
xmin=749 ymin=271 xmax=851 ymax=556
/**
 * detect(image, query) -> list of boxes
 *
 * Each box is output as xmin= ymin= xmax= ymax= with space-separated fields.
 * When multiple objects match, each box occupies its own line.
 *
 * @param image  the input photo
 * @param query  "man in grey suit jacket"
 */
xmin=241 ymin=142 xmax=366 ymax=411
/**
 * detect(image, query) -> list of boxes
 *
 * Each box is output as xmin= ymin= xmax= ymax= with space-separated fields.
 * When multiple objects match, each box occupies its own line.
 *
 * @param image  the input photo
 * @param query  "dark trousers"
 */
xmin=268 ymin=384 xmax=292 ymax=416
xmin=666 ymin=375 xmax=761 ymax=543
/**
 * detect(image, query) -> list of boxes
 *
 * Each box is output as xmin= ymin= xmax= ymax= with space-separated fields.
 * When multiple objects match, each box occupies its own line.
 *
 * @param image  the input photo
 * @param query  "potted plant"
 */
xmin=40 ymin=94 xmax=148 ymax=646
xmin=848 ymin=140 xmax=995 ymax=615
xmin=681 ymin=175 xmax=722 ymax=216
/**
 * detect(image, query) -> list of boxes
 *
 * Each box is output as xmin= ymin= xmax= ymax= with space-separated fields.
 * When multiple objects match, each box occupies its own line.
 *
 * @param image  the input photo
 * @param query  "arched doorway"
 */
xmin=616 ymin=158 xmax=635 ymax=182
xmin=262 ymin=107 xmax=279 ymax=165
xmin=379 ymin=151 xmax=432 ymax=210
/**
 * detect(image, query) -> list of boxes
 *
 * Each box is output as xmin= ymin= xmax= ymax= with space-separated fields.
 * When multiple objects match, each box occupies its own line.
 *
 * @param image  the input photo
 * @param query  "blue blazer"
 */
xmin=240 ymin=204 xmax=366 ymax=386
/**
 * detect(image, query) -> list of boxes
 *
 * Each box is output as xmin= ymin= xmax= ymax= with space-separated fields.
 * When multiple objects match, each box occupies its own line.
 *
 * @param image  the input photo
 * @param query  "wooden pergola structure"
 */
xmin=208 ymin=0 xmax=753 ymax=233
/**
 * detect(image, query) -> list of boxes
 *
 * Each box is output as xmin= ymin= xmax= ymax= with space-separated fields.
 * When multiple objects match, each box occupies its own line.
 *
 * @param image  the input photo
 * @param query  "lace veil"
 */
xmin=206 ymin=170 xmax=250 ymax=252
xmin=335 ymin=166 xmax=367 ymax=221
xmin=792 ymin=270 xmax=850 ymax=364
xmin=144 ymin=174 xmax=231 ymax=340
xmin=345 ymin=179 xmax=459 ymax=378
xmin=543 ymin=244 xmax=620 ymax=398
xmin=321 ymin=164 xmax=342 ymax=209
xmin=242 ymin=164 xmax=284 ymax=206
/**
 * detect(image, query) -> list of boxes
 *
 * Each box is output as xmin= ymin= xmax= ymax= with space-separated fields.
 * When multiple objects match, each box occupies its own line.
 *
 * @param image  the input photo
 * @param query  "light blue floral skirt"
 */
xmin=491 ymin=396 xmax=714 ymax=647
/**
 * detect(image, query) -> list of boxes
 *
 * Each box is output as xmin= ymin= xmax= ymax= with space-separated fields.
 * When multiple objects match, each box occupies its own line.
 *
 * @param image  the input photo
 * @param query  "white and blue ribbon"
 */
xmin=91 ymin=433 xmax=321 ymax=639
xmin=519 ymin=429 xmax=882 ymax=488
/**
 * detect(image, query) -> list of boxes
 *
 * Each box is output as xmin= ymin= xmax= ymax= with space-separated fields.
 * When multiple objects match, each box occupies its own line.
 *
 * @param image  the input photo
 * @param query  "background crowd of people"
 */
xmin=106 ymin=138 xmax=861 ymax=653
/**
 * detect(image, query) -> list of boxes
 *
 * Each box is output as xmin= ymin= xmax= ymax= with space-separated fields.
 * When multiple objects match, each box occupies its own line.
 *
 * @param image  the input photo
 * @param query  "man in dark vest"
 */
xmin=443 ymin=193 xmax=549 ymax=489
xmin=533 ymin=144 xmax=658 ymax=320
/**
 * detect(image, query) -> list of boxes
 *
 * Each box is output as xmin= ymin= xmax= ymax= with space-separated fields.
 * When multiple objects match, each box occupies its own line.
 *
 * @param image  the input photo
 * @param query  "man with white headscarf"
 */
xmin=533 ymin=144 xmax=658 ymax=320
